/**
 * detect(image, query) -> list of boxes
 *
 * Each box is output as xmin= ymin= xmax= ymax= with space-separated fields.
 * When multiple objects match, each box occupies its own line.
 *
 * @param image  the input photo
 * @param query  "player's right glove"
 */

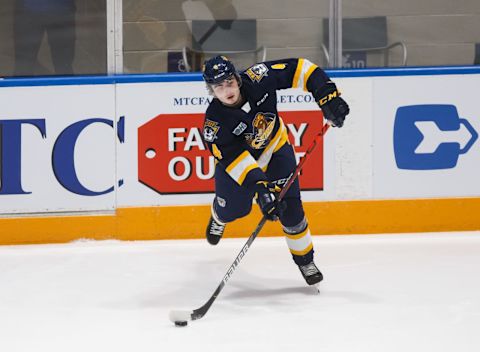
xmin=254 ymin=181 xmax=286 ymax=221
xmin=316 ymin=81 xmax=350 ymax=128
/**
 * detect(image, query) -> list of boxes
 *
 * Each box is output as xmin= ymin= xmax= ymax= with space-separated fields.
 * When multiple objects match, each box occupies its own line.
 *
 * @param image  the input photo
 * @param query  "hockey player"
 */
xmin=201 ymin=56 xmax=349 ymax=286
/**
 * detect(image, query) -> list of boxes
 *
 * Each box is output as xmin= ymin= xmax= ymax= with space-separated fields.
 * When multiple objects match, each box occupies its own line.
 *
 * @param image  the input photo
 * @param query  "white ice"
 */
xmin=1 ymin=231 xmax=480 ymax=352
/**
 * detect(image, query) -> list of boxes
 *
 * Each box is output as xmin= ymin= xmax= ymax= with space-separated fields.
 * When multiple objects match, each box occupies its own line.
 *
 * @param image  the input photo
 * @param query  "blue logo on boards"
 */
xmin=393 ymin=105 xmax=478 ymax=170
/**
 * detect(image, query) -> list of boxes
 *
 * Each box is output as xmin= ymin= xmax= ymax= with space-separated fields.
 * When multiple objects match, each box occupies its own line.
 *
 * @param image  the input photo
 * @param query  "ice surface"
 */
xmin=1 ymin=231 xmax=480 ymax=352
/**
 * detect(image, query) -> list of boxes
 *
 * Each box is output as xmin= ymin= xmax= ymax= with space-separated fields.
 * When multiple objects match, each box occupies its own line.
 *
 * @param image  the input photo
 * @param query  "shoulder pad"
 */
xmin=245 ymin=63 xmax=269 ymax=83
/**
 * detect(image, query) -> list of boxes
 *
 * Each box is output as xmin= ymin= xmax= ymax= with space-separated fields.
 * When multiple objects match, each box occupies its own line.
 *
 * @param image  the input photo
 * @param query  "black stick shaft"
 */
xmin=191 ymin=217 xmax=267 ymax=320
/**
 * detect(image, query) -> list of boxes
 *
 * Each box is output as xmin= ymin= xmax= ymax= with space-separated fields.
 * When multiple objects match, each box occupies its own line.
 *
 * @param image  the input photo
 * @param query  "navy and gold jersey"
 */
xmin=202 ymin=58 xmax=330 ymax=188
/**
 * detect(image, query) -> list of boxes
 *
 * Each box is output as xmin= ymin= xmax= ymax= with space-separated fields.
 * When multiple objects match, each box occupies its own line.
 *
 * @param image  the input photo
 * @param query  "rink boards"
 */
xmin=1 ymin=67 xmax=479 ymax=244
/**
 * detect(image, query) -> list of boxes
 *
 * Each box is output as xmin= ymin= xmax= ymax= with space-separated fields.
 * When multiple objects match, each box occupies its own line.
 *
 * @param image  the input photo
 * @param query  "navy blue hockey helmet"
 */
xmin=202 ymin=55 xmax=237 ymax=84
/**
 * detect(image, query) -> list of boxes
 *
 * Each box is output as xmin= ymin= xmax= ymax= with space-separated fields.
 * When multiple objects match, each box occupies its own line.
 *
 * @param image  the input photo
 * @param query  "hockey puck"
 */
xmin=174 ymin=321 xmax=188 ymax=327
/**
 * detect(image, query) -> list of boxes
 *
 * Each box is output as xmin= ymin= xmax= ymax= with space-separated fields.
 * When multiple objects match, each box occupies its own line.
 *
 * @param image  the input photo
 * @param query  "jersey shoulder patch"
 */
xmin=245 ymin=63 xmax=269 ymax=83
xmin=203 ymin=119 xmax=220 ymax=142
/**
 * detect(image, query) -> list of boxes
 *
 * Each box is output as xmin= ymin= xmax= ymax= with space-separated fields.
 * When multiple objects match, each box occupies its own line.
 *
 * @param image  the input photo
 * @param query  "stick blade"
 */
xmin=169 ymin=309 xmax=193 ymax=323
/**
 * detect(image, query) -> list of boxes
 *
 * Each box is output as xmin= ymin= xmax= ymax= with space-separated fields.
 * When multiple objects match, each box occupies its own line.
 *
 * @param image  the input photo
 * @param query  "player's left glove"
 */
xmin=316 ymin=81 xmax=350 ymax=128
xmin=254 ymin=181 xmax=286 ymax=221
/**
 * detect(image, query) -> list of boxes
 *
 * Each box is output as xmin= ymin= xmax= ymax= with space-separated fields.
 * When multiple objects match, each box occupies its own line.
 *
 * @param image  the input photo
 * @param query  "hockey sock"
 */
xmin=284 ymin=226 xmax=314 ymax=265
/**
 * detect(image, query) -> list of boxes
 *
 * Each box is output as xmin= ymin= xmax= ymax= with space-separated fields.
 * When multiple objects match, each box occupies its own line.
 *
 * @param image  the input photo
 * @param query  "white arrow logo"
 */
xmin=414 ymin=121 xmax=476 ymax=154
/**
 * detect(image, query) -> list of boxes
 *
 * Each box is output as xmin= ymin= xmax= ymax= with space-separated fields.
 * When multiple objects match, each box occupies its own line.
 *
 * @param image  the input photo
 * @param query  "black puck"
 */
xmin=175 ymin=321 xmax=188 ymax=327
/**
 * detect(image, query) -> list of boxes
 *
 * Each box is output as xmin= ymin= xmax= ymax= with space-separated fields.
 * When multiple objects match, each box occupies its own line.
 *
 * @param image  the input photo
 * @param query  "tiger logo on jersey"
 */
xmin=246 ymin=63 xmax=268 ymax=83
xmin=203 ymin=119 xmax=220 ymax=142
xmin=245 ymin=112 xmax=276 ymax=149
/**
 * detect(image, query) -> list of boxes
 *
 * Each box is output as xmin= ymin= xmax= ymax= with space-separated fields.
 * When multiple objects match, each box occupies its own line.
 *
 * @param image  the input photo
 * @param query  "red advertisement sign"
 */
xmin=138 ymin=110 xmax=325 ymax=194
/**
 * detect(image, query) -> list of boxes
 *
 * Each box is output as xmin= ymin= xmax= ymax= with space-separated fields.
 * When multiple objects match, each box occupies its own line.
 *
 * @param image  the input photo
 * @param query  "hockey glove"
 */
xmin=254 ymin=181 xmax=286 ymax=221
xmin=316 ymin=81 xmax=350 ymax=128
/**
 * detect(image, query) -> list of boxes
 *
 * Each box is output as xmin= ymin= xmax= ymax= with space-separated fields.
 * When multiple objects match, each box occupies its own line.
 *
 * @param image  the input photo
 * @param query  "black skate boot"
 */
xmin=206 ymin=216 xmax=226 ymax=245
xmin=298 ymin=261 xmax=323 ymax=286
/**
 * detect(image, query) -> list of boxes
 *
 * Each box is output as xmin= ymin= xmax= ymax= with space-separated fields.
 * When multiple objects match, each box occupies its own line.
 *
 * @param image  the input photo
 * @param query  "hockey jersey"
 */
xmin=202 ymin=58 xmax=330 ymax=189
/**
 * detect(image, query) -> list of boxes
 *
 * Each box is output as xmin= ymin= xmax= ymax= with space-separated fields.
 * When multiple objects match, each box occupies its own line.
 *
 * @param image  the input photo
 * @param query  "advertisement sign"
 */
xmin=0 ymin=85 xmax=117 ymax=213
xmin=373 ymin=75 xmax=480 ymax=198
xmin=393 ymin=104 xmax=477 ymax=170
xmin=137 ymin=110 xmax=326 ymax=195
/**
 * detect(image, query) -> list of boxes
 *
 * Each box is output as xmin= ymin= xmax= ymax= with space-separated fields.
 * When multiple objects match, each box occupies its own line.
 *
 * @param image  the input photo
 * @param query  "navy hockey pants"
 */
xmin=212 ymin=143 xmax=305 ymax=229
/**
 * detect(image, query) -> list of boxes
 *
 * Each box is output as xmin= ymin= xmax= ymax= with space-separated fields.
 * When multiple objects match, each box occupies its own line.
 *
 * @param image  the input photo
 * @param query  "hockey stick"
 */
xmin=169 ymin=123 xmax=330 ymax=326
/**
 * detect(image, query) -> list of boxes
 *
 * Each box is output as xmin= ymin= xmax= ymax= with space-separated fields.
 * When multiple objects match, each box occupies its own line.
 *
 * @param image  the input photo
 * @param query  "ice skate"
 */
xmin=206 ymin=216 xmax=226 ymax=245
xmin=298 ymin=261 xmax=323 ymax=286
